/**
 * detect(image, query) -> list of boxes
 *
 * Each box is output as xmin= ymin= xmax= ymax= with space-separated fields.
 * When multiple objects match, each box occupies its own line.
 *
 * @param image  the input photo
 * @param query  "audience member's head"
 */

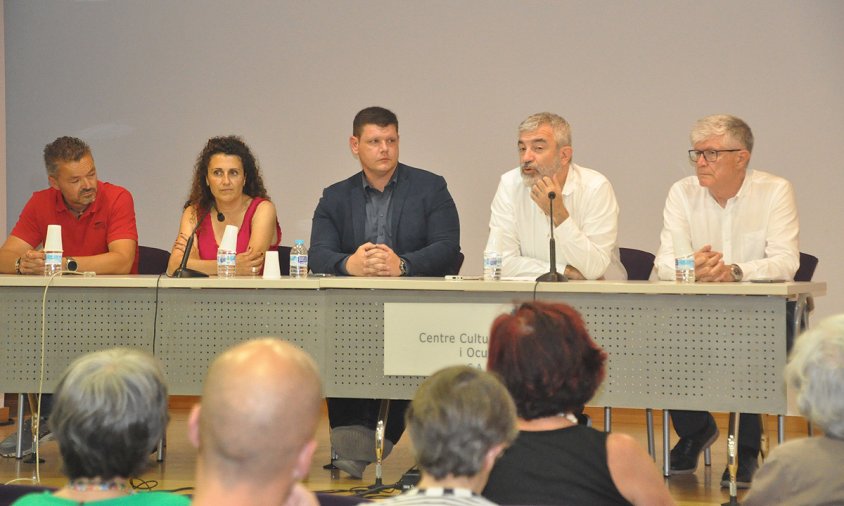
xmin=51 ymin=348 xmax=168 ymax=481
xmin=487 ymin=301 xmax=606 ymax=419
xmin=406 ymin=365 xmax=517 ymax=492
xmin=786 ymin=314 xmax=844 ymax=439
xmin=189 ymin=338 xmax=322 ymax=505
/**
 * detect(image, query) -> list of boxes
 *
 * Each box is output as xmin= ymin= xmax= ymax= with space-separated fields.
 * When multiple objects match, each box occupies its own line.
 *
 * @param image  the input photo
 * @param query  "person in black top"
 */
xmin=482 ymin=301 xmax=674 ymax=506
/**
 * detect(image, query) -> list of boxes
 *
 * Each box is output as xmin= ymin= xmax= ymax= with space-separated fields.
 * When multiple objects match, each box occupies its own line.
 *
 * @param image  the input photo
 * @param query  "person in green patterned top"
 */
xmin=12 ymin=348 xmax=189 ymax=505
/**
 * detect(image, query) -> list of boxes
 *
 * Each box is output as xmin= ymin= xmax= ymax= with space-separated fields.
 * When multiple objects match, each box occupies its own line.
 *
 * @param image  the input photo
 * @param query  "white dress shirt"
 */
xmin=654 ymin=169 xmax=799 ymax=281
xmin=487 ymin=163 xmax=625 ymax=280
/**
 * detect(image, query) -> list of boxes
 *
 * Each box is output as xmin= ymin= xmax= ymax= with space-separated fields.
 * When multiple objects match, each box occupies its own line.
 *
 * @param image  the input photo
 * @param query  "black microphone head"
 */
xmin=548 ymin=191 xmax=556 ymax=199
xmin=217 ymin=212 xmax=225 ymax=222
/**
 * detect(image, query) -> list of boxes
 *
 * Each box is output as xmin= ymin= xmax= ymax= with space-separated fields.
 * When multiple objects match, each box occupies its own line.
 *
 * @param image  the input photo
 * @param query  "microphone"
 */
xmin=536 ymin=190 xmax=568 ymax=282
xmin=216 ymin=211 xmax=225 ymax=222
xmin=171 ymin=210 xmax=210 ymax=278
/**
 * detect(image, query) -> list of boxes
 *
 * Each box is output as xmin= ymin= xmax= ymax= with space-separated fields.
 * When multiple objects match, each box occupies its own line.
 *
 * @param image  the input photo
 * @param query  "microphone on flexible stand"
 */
xmin=536 ymin=191 xmax=568 ymax=282
xmin=171 ymin=211 xmax=210 ymax=278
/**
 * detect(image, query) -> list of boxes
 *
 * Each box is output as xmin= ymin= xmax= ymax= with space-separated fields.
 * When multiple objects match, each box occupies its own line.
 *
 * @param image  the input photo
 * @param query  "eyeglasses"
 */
xmin=688 ymin=149 xmax=742 ymax=163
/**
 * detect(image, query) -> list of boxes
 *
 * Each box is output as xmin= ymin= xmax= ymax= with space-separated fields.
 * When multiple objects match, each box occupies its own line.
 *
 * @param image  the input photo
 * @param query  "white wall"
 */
xmin=5 ymin=0 xmax=843 ymax=318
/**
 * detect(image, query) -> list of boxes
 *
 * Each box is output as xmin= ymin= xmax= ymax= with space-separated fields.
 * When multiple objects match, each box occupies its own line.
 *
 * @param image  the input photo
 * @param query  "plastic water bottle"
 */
xmin=675 ymin=254 xmax=695 ymax=283
xmin=217 ymin=248 xmax=236 ymax=278
xmin=483 ymin=250 xmax=502 ymax=281
xmin=44 ymin=250 xmax=63 ymax=276
xmin=290 ymin=240 xmax=308 ymax=278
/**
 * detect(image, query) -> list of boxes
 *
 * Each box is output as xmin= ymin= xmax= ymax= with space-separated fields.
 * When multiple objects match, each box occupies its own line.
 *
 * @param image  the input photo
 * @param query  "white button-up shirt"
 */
xmin=655 ymin=169 xmax=799 ymax=281
xmin=488 ymin=163 xmax=625 ymax=280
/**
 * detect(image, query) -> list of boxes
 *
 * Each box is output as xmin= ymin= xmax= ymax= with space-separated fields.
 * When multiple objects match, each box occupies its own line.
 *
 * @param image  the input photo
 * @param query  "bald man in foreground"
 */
xmin=189 ymin=339 xmax=323 ymax=506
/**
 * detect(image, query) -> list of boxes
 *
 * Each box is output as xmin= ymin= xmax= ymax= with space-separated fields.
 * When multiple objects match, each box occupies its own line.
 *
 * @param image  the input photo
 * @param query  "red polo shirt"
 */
xmin=11 ymin=181 xmax=139 ymax=273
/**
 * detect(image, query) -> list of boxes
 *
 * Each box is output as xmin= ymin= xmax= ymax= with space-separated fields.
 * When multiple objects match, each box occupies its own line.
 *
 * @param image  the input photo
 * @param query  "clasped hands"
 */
xmin=346 ymin=242 xmax=402 ymax=277
xmin=17 ymin=250 xmax=46 ymax=275
xmin=694 ymin=245 xmax=734 ymax=282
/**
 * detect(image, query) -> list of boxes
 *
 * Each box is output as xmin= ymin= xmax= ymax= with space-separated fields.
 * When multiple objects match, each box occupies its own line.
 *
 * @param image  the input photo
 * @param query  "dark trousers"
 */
xmin=671 ymin=410 xmax=761 ymax=452
xmin=327 ymin=397 xmax=409 ymax=445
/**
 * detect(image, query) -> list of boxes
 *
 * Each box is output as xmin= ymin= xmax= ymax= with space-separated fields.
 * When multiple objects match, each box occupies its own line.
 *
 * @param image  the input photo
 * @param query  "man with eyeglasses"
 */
xmin=654 ymin=114 xmax=799 ymax=488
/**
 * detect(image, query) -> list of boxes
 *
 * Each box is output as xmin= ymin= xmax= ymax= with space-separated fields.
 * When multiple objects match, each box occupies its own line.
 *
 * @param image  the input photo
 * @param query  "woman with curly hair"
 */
xmin=167 ymin=136 xmax=281 ymax=276
xmin=482 ymin=301 xmax=674 ymax=506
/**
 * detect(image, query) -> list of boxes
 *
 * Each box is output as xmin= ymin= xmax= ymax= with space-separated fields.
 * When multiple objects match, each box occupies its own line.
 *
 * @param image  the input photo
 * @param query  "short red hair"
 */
xmin=487 ymin=301 xmax=606 ymax=419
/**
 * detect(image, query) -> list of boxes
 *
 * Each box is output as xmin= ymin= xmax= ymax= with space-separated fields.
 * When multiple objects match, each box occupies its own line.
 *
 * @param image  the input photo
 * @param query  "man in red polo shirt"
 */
xmin=0 ymin=136 xmax=138 ymax=275
xmin=0 ymin=136 xmax=138 ymax=457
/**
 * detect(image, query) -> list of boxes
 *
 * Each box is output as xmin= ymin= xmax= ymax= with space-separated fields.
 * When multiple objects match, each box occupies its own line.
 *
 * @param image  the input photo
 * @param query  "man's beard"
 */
xmin=521 ymin=159 xmax=562 ymax=187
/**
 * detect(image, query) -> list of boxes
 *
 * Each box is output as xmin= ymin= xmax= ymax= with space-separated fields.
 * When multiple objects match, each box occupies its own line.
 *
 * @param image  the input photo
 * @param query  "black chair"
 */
xmin=138 ymin=245 xmax=170 ymax=275
xmin=448 ymin=252 xmax=465 ymax=276
xmin=619 ymin=247 xmax=655 ymax=281
xmin=277 ymin=245 xmax=292 ymax=276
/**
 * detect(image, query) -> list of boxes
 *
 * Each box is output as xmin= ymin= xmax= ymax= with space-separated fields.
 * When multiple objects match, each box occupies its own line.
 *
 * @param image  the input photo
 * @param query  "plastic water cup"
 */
xmin=262 ymin=251 xmax=281 ymax=279
xmin=44 ymin=224 xmax=63 ymax=252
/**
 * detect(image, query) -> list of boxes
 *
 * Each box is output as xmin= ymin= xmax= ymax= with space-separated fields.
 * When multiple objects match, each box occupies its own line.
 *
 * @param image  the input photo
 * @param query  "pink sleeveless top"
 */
xmin=196 ymin=197 xmax=281 ymax=259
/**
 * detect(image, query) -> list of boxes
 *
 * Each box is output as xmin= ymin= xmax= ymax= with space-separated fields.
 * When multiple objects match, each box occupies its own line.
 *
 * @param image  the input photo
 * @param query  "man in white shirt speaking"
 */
xmin=487 ymin=112 xmax=625 ymax=280
xmin=654 ymin=114 xmax=799 ymax=488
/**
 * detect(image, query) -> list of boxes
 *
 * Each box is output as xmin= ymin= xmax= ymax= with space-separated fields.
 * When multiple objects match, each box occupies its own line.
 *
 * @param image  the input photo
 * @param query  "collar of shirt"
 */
xmin=560 ymin=163 xmax=581 ymax=197
xmin=52 ymin=181 xmax=104 ymax=218
xmin=361 ymin=165 xmax=400 ymax=192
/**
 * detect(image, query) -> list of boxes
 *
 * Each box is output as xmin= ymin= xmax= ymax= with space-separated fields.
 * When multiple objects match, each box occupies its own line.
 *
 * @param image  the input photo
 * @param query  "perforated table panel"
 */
xmin=0 ymin=277 xmax=819 ymax=415
xmin=0 ymin=286 xmax=156 ymax=391
xmin=323 ymin=289 xmax=785 ymax=413
xmin=156 ymin=288 xmax=325 ymax=394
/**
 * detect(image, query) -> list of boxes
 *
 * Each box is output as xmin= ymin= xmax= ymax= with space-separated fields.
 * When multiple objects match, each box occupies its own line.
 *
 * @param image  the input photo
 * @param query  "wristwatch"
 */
xmin=730 ymin=263 xmax=743 ymax=282
xmin=399 ymin=258 xmax=408 ymax=277
xmin=66 ymin=257 xmax=78 ymax=272
xmin=15 ymin=257 xmax=22 ymax=275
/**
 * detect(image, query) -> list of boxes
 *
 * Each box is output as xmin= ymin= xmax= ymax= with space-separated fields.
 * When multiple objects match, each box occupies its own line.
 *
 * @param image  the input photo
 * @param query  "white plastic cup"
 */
xmin=262 ymin=250 xmax=281 ymax=279
xmin=219 ymin=225 xmax=238 ymax=252
xmin=44 ymin=224 xmax=63 ymax=252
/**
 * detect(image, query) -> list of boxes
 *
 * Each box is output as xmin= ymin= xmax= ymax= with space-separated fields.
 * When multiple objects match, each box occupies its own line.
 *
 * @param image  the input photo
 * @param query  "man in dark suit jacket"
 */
xmin=309 ymin=106 xmax=461 ymax=478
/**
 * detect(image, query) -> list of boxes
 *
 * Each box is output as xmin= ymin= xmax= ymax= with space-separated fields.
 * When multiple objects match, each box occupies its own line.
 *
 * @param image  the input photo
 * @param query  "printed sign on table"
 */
xmin=384 ymin=302 xmax=512 ymax=375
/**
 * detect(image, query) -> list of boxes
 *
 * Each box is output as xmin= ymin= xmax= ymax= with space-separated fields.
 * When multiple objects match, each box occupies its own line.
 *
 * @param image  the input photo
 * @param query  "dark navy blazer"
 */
xmin=309 ymin=163 xmax=461 ymax=276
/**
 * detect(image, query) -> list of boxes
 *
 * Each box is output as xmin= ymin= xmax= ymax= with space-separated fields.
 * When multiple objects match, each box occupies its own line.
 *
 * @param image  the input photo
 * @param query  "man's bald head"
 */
xmin=197 ymin=339 xmax=322 ymax=482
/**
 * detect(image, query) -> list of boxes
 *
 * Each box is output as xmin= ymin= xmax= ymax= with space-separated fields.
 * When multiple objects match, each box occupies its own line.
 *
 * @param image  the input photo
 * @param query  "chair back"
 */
xmin=277 ymin=245 xmax=292 ymax=276
xmin=138 ymin=246 xmax=171 ymax=274
xmin=795 ymin=252 xmax=818 ymax=282
xmin=447 ymin=252 xmax=465 ymax=276
xmin=618 ymin=247 xmax=655 ymax=281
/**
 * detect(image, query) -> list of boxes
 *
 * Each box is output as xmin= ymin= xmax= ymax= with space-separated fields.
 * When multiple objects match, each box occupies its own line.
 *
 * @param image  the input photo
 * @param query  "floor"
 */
xmin=0 ymin=403 xmax=811 ymax=505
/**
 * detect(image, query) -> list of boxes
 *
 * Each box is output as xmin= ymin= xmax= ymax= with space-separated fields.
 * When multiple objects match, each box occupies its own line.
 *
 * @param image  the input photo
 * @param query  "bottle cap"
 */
xmin=44 ymin=224 xmax=63 ymax=252
xmin=295 ymin=239 xmax=305 ymax=246
xmin=219 ymin=225 xmax=238 ymax=252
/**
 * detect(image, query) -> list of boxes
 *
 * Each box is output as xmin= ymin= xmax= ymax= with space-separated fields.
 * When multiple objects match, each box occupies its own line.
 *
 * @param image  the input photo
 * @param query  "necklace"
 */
xmin=66 ymin=478 xmax=132 ymax=493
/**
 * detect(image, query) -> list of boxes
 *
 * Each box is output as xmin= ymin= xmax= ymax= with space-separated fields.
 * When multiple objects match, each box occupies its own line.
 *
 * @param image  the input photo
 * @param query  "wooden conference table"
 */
xmin=0 ymin=275 xmax=825 ymax=418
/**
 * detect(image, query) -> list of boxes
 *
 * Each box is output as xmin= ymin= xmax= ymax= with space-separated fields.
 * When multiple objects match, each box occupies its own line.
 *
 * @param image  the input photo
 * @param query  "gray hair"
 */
xmin=786 ymin=315 xmax=844 ymax=439
xmin=51 ymin=348 xmax=169 ymax=480
xmin=43 ymin=136 xmax=92 ymax=177
xmin=406 ymin=366 xmax=518 ymax=480
xmin=690 ymin=114 xmax=754 ymax=153
xmin=519 ymin=112 xmax=572 ymax=148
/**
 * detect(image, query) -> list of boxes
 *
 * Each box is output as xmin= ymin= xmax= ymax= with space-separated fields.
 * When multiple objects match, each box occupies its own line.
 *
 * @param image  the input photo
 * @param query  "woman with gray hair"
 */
xmin=744 ymin=315 xmax=844 ymax=505
xmin=12 ymin=349 xmax=189 ymax=505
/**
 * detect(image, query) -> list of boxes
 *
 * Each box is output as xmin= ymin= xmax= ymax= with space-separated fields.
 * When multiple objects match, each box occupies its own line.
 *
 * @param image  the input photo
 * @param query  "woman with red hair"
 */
xmin=482 ymin=301 xmax=674 ymax=506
